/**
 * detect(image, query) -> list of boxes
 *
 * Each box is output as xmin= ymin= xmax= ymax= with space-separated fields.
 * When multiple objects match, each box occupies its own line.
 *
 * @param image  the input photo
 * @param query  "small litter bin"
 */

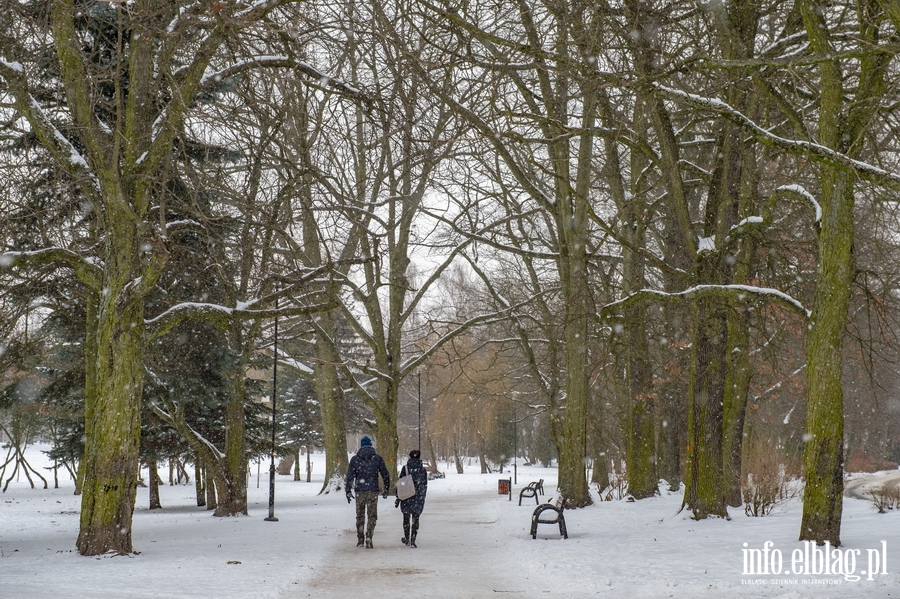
xmin=498 ymin=478 xmax=511 ymax=495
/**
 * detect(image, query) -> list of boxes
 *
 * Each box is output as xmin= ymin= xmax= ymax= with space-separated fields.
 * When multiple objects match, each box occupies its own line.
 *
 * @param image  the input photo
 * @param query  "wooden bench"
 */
xmin=518 ymin=480 xmax=542 ymax=505
xmin=530 ymin=496 xmax=567 ymax=539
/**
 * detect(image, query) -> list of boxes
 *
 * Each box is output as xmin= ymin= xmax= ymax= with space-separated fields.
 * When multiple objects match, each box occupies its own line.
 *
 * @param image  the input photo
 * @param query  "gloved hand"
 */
xmin=395 ymin=498 xmax=400 ymax=508
xmin=383 ymin=491 xmax=389 ymax=499
xmin=346 ymin=492 xmax=353 ymax=504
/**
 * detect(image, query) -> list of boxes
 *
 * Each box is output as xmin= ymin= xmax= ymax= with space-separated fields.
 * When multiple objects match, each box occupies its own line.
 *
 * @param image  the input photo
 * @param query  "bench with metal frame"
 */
xmin=517 ymin=479 xmax=545 ymax=506
xmin=530 ymin=496 xmax=567 ymax=539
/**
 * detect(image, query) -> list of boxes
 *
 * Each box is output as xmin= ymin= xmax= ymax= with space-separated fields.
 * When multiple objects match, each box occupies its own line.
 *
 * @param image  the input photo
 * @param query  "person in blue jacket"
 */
xmin=395 ymin=449 xmax=427 ymax=548
xmin=345 ymin=436 xmax=390 ymax=548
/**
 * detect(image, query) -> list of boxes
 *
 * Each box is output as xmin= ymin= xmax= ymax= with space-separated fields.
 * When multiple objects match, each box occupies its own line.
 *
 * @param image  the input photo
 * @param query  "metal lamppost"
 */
xmin=264 ymin=297 xmax=279 ymax=522
xmin=513 ymin=399 xmax=517 ymax=485
xmin=417 ymin=371 xmax=422 ymax=451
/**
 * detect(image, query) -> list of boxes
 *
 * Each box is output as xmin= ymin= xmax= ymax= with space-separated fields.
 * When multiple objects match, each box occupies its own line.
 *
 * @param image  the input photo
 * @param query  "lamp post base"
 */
xmin=265 ymin=463 xmax=277 ymax=522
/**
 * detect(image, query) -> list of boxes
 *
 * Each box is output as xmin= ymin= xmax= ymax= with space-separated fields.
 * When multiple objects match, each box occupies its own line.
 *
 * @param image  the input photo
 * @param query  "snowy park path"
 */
xmin=844 ymin=471 xmax=900 ymax=501
xmin=296 ymin=486 xmax=533 ymax=598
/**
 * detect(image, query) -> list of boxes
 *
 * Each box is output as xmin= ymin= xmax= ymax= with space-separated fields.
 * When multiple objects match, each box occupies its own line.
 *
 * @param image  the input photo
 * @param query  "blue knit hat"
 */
xmin=360 ymin=436 xmax=372 ymax=447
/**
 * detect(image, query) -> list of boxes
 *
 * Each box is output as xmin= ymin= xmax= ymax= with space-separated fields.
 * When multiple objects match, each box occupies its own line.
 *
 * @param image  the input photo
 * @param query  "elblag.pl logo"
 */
xmin=742 ymin=540 xmax=889 ymax=582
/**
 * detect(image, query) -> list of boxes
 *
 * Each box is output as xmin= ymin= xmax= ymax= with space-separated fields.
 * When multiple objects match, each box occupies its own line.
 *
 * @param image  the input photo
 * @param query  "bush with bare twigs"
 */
xmin=742 ymin=441 xmax=800 ymax=517
xmin=868 ymin=486 xmax=900 ymax=513
xmin=597 ymin=460 xmax=629 ymax=501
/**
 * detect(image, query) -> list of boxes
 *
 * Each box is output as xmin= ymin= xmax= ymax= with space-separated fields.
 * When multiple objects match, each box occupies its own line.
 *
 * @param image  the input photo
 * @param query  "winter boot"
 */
xmin=356 ymin=536 xmax=364 ymax=548
xmin=409 ymin=533 xmax=417 ymax=548
xmin=402 ymin=522 xmax=410 ymax=545
xmin=365 ymin=536 xmax=374 ymax=549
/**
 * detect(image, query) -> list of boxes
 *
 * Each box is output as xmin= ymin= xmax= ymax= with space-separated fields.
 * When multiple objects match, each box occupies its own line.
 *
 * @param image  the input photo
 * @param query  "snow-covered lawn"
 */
xmin=2 ymin=445 xmax=899 ymax=598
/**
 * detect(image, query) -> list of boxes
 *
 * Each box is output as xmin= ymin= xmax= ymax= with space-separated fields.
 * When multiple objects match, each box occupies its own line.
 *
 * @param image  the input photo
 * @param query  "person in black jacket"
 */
xmin=345 ymin=436 xmax=390 ymax=548
xmin=395 ymin=449 xmax=427 ymax=548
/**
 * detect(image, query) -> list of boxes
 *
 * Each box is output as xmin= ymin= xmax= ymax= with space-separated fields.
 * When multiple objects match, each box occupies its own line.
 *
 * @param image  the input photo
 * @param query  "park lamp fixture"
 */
xmin=265 ymin=296 xmax=278 ymax=522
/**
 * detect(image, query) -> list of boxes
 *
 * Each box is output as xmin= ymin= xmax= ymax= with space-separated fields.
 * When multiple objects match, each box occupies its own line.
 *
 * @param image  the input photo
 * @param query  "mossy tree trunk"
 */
xmin=623 ymin=126 xmax=656 ymax=500
xmin=722 ymin=310 xmax=752 ymax=508
xmin=148 ymin=461 xmax=161 ymax=510
xmin=797 ymin=0 xmax=890 ymax=546
xmin=217 ymin=393 xmax=249 ymax=517
xmin=797 ymin=0 xmax=851 ymax=547
xmin=195 ymin=456 xmax=205 ymax=507
xmin=800 ymin=167 xmax=854 ymax=545
xmin=626 ymin=0 xmax=699 ymax=502
xmin=684 ymin=296 xmax=729 ymax=519
xmin=286 ymin=85 xmax=357 ymax=494
xmin=77 ymin=215 xmax=153 ymax=554
xmin=707 ymin=0 xmax=763 ymax=514
xmin=683 ymin=114 xmax=745 ymax=519
xmin=543 ymin=14 xmax=598 ymax=510
xmin=601 ymin=90 xmax=657 ymax=500
xmin=313 ymin=323 xmax=350 ymax=492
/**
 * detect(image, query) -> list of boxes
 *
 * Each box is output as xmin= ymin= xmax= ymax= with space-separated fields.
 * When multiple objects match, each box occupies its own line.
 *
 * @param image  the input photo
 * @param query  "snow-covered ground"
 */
xmin=2 ymin=445 xmax=899 ymax=598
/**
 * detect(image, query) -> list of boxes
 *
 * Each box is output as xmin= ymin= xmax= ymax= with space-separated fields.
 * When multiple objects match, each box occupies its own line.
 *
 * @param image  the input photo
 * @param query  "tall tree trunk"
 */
xmin=313 ymin=323 xmax=349 ymax=493
xmin=622 ymin=208 xmax=655 ymax=498
xmin=375 ymin=380 xmax=400 ymax=489
xmin=148 ymin=461 xmax=161 ymax=510
xmin=626 ymin=314 xmax=656 ymax=499
xmin=657 ymin=371 xmax=685 ymax=492
xmin=800 ymin=168 xmax=854 ymax=545
xmin=796 ymin=0 xmax=889 ymax=546
xmin=684 ymin=299 xmax=729 ymax=519
xmin=77 ymin=272 xmax=145 ymax=555
xmin=295 ymin=120 xmax=350 ymax=494
xmin=603 ymin=90 xmax=657 ymax=500
xmin=626 ymin=0 xmax=697 ymax=499
xmin=215 ymin=394 xmax=248 ymax=517
xmin=427 ymin=434 xmax=439 ymax=472
xmin=554 ymin=75 xmax=596 ymax=509
xmin=723 ymin=310 xmax=752 ymax=507
xmin=590 ymin=444 xmax=609 ymax=491
xmin=683 ymin=114 xmax=743 ymax=519
xmin=205 ymin=465 xmax=217 ymax=512
xmin=707 ymin=0 xmax=762 ymax=512
xmin=195 ymin=456 xmax=205 ymax=507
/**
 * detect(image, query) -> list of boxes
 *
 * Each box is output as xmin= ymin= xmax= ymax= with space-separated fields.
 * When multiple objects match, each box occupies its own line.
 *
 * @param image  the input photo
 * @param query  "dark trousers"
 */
xmin=355 ymin=491 xmax=379 ymax=540
xmin=403 ymin=512 xmax=420 ymax=541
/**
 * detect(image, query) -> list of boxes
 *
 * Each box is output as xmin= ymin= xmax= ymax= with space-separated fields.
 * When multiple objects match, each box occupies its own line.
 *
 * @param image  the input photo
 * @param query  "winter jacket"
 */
xmin=398 ymin=458 xmax=427 ymax=516
xmin=345 ymin=446 xmax=390 ymax=493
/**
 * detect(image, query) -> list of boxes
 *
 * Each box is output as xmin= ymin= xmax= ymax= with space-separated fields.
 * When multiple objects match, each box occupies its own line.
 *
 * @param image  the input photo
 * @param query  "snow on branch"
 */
xmin=1 ymin=248 xmax=102 ymax=290
xmin=697 ymin=236 xmax=716 ymax=254
xmin=603 ymin=284 xmax=809 ymax=320
xmin=234 ymin=0 xmax=283 ymax=19
xmin=730 ymin=216 xmax=764 ymax=234
xmin=145 ymin=295 xmax=336 ymax=341
xmin=0 ymin=58 xmax=24 ymax=73
xmin=277 ymin=353 xmax=314 ymax=375
xmin=149 ymin=400 xmax=226 ymax=461
xmin=776 ymin=184 xmax=821 ymax=224
xmin=653 ymin=84 xmax=900 ymax=187
xmin=0 ymin=58 xmax=99 ymax=191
